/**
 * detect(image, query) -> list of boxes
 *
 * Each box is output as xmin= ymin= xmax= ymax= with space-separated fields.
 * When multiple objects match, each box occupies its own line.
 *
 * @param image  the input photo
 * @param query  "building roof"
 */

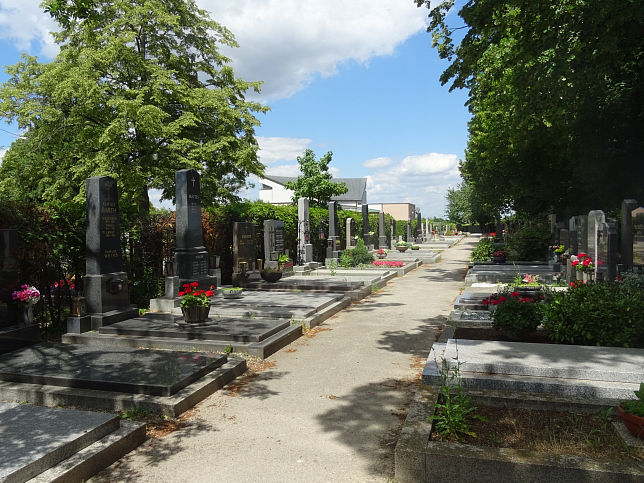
xmin=264 ymin=175 xmax=366 ymax=202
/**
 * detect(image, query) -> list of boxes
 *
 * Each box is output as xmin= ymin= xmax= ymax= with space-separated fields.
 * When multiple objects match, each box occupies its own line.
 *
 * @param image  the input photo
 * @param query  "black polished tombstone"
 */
xmin=326 ymin=201 xmax=341 ymax=259
xmin=79 ymin=176 xmax=138 ymax=330
xmin=361 ymin=204 xmax=371 ymax=248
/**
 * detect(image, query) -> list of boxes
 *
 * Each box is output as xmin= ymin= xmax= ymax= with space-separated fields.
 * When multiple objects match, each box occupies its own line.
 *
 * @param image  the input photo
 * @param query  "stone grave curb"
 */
xmin=64 ymin=325 xmax=300 ymax=359
xmin=302 ymin=295 xmax=352 ymax=329
xmin=424 ymin=335 xmax=641 ymax=402
xmin=0 ymin=356 xmax=246 ymax=417
xmin=395 ymin=386 xmax=644 ymax=483
xmin=30 ymin=420 xmax=146 ymax=483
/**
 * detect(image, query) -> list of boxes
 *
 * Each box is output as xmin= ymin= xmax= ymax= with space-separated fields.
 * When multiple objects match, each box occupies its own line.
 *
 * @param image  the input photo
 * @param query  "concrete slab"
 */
xmin=0 ymin=356 xmax=246 ymax=417
xmin=0 ymin=343 xmax=227 ymax=396
xmin=424 ymin=339 xmax=644 ymax=401
xmin=465 ymin=264 xmax=555 ymax=284
xmin=0 ymin=403 xmax=120 ymax=482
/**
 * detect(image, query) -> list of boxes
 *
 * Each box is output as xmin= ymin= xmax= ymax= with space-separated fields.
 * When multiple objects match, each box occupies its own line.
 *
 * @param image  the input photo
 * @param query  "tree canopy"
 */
xmin=284 ymin=149 xmax=348 ymax=207
xmin=418 ymin=0 xmax=644 ymax=219
xmin=0 ymin=0 xmax=268 ymax=214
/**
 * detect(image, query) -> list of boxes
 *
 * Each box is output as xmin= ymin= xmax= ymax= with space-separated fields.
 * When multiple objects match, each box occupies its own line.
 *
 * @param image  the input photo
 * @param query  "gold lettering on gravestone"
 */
xmin=103 ymin=249 xmax=119 ymax=259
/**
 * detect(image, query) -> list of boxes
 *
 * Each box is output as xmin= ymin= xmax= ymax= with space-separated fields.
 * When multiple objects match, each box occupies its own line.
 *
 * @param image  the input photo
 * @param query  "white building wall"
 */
xmin=259 ymin=179 xmax=293 ymax=204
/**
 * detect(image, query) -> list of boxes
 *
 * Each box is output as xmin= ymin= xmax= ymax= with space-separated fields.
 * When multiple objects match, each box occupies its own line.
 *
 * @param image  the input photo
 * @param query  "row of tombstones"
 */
xmin=549 ymin=199 xmax=644 ymax=283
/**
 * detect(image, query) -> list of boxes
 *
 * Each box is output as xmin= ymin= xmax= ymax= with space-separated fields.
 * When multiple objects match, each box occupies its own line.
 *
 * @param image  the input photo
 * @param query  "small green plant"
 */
xmin=430 ymin=357 xmax=486 ymax=441
xmin=329 ymin=258 xmax=337 ymax=275
xmin=470 ymin=237 xmax=495 ymax=262
xmin=278 ymin=254 xmax=291 ymax=264
xmin=491 ymin=291 xmax=544 ymax=338
xmin=121 ymin=407 xmax=156 ymax=420
xmin=620 ymin=383 xmax=644 ymax=417
xmin=223 ymin=344 xmax=233 ymax=354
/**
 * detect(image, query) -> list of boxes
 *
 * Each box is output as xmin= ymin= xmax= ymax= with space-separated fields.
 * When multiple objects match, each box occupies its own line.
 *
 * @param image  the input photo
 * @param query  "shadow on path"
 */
xmin=377 ymin=316 xmax=445 ymax=357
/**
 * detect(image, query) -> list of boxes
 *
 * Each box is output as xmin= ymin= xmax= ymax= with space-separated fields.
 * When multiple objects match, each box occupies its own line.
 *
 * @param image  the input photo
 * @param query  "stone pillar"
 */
xmin=79 ymin=176 xmax=138 ymax=330
xmin=362 ymin=204 xmax=371 ymax=248
xmin=346 ymin=218 xmax=356 ymax=248
xmin=378 ymin=211 xmax=387 ymax=249
xmin=416 ymin=212 xmax=422 ymax=240
xmin=390 ymin=222 xmax=395 ymax=249
xmin=326 ymin=201 xmax=341 ymax=259
xmin=406 ymin=221 xmax=412 ymax=242
xmin=620 ymin=199 xmax=638 ymax=268
xmin=587 ymin=210 xmax=605 ymax=263
xmin=297 ymin=198 xmax=313 ymax=264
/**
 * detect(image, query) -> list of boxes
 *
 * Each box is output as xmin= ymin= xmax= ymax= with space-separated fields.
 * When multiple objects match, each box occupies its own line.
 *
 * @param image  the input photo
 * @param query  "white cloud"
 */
xmin=202 ymin=0 xmax=427 ymax=100
xmin=364 ymin=152 xmax=462 ymax=217
xmin=257 ymin=136 xmax=311 ymax=164
xmin=265 ymin=164 xmax=301 ymax=177
xmin=0 ymin=1 xmax=426 ymax=101
xmin=362 ymin=156 xmax=393 ymax=169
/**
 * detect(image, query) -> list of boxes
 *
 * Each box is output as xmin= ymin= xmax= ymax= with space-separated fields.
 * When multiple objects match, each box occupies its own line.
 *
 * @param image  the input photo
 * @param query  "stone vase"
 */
xmin=20 ymin=304 xmax=34 ymax=326
xmin=181 ymin=305 xmax=210 ymax=323
xmin=260 ymin=270 xmax=283 ymax=283
xmin=396 ymin=246 xmax=408 ymax=253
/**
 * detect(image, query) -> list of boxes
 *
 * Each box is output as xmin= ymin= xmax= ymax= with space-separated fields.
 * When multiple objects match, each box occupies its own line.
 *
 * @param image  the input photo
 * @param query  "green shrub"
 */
xmin=505 ymin=223 xmax=550 ymax=261
xmin=491 ymin=292 xmax=544 ymax=338
xmin=543 ymin=281 xmax=644 ymax=347
xmin=339 ymin=239 xmax=374 ymax=267
xmin=470 ymin=237 xmax=495 ymax=262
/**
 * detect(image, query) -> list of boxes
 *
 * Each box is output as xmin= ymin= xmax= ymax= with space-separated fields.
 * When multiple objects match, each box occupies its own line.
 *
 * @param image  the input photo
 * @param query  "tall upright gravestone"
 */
xmin=263 ymin=219 xmax=285 ymax=262
xmin=326 ymin=201 xmax=341 ymax=259
xmin=234 ymin=222 xmax=256 ymax=270
xmin=378 ymin=212 xmax=387 ymax=249
xmin=406 ymin=221 xmax=412 ymax=242
xmin=633 ymin=207 xmax=644 ymax=266
xmin=83 ymin=176 xmax=138 ymax=328
xmin=416 ymin=213 xmax=422 ymax=239
xmin=346 ymin=218 xmax=356 ymax=248
xmin=587 ymin=210 xmax=605 ymax=264
xmin=297 ymin=198 xmax=313 ymax=264
xmin=361 ymin=204 xmax=370 ymax=247
xmin=576 ymin=215 xmax=589 ymax=254
xmin=620 ymin=199 xmax=638 ymax=268
xmin=0 ymin=229 xmax=20 ymax=327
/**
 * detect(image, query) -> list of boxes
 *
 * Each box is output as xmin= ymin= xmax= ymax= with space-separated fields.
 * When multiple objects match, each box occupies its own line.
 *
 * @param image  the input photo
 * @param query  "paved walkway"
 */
xmin=92 ymin=237 xmax=478 ymax=482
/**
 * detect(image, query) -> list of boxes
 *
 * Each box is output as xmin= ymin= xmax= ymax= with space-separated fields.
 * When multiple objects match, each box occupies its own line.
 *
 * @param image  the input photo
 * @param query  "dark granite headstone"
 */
xmin=174 ymin=170 xmax=208 ymax=280
xmin=263 ymin=220 xmax=284 ymax=262
xmin=596 ymin=221 xmax=609 ymax=280
xmin=621 ymin=199 xmax=638 ymax=267
xmin=389 ymin=222 xmax=394 ymax=249
xmin=548 ymin=214 xmax=557 ymax=242
xmin=633 ymin=207 xmax=644 ymax=266
xmin=80 ymin=176 xmax=138 ymax=330
xmin=234 ymin=222 xmax=256 ymax=270
xmin=576 ymin=215 xmax=588 ymax=254
xmin=559 ymin=229 xmax=569 ymax=251
xmin=406 ymin=221 xmax=412 ymax=242
xmin=606 ymin=220 xmax=618 ymax=280
xmin=416 ymin=213 xmax=422 ymax=237
xmin=0 ymin=230 xmax=20 ymax=327
xmin=361 ymin=204 xmax=370 ymax=247
xmin=297 ymin=198 xmax=313 ymax=264
xmin=568 ymin=217 xmax=578 ymax=254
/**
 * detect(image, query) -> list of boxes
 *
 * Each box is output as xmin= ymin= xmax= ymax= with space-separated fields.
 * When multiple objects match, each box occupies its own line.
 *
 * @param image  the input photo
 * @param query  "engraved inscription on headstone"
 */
xmin=86 ymin=176 xmax=122 ymax=275
xmin=633 ymin=207 xmax=644 ymax=266
xmin=263 ymin=219 xmax=284 ymax=262
xmin=234 ymin=222 xmax=256 ymax=271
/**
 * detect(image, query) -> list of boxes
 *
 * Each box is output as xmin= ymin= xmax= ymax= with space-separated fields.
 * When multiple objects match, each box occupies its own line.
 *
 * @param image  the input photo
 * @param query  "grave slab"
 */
xmin=0 ymin=343 xmax=227 ymax=397
xmin=424 ymin=339 xmax=644 ymax=400
xmin=0 ymin=403 xmax=127 ymax=483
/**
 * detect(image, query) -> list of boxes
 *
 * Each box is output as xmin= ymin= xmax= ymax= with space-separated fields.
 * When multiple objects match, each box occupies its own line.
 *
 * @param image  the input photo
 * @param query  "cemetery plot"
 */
xmin=465 ymin=263 xmax=555 ymax=284
xmin=0 ymin=344 xmax=228 ymax=397
xmin=0 ymin=402 xmax=145 ymax=483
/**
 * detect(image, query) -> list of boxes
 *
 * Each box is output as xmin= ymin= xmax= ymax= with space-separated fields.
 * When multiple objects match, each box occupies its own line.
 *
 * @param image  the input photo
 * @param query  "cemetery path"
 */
xmin=92 ymin=236 xmax=478 ymax=483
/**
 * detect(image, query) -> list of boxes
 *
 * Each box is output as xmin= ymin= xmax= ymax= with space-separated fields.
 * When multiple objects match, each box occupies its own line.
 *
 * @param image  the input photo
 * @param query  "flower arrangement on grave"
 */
xmin=513 ymin=273 xmax=540 ymax=285
xmin=277 ymin=254 xmax=293 ymax=269
xmin=490 ymin=291 xmax=544 ymax=338
xmin=376 ymin=248 xmax=387 ymax=259
xmin=178 ymin=282 xmax=214 ymax=308
xmin=373 ymin=260 xmax=404 ymax=268
xmin=571 ymin=253 xmax=594 ymax=272
xmin=492 ymin=250 xmax=507 ymax=258
xmin=11 ymin=284 xmax=40 ymax=305
xmin=554 ymin=244 xmax=566 ymax=255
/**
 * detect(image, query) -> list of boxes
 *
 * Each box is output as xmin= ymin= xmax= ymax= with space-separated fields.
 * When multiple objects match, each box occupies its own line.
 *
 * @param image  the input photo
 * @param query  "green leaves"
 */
xmin=284 ymin=149 xmax=348 ymax=207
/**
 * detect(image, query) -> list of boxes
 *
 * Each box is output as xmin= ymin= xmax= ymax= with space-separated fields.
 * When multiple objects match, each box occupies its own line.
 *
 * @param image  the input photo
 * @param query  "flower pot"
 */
xmin=20 ymin=304 xmax=34 ymax=326
xmin=260 ymin=270 xmax=282 ymax=283
xmin=376 ymin=253 xmax=387 ymax=259
xmin=222 ymin=289 xmax=244 ymax=299
xmin=396 ymin=246 xmax=408 ymax=253
xmin=181 ymin=305 xmax=210 ymax=323
xmin=618 ymin=404 xmax=644 ymax=440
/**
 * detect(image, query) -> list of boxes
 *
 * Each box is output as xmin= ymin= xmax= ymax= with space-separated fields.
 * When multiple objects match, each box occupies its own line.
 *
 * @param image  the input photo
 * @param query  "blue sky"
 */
xmin=0 ymin=0 xmax=470 ymax=218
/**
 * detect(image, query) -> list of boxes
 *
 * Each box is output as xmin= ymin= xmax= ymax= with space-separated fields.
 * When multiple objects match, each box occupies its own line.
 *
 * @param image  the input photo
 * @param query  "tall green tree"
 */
xmin=0 ymin=0 xmax=268 ymax=215
xmin=284 ymin=149 xmax=348 ymax=207
xmin=416 ymin=0 xmax=644 ymax=217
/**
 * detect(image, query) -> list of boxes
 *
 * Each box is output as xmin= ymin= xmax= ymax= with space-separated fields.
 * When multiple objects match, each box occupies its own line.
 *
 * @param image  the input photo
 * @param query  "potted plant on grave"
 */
xmin=11 ymin=284 xmax=40 ymax=326
xmin=221 ymin=287 xmax=244 ymax=299
xmin=178 ymin=282 xmax=214 ymax=323
xmin=260 ymin=265 xmax=283 ymax=283
xmin=411 ymin=245 xmax=420 ymax=250
xmin=618 ymin=383 xmax=644 ymax=440
xmin=278 ymin=254 xmax=293 ymax=273
xmin=376 ymin=248 xmax=387 ymax=259
xmin=396 ymin=241 xmax=410 ymax=252
xmin=492 ymin=250 xmax=507 ymax=264
xmin=571 ymin=252 xmax=595 ymax=281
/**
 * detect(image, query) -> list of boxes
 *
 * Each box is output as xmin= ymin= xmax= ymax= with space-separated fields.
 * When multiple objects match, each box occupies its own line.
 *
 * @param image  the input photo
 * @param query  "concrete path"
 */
xmin=92 ymin=237 xmax=478 ymax=482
